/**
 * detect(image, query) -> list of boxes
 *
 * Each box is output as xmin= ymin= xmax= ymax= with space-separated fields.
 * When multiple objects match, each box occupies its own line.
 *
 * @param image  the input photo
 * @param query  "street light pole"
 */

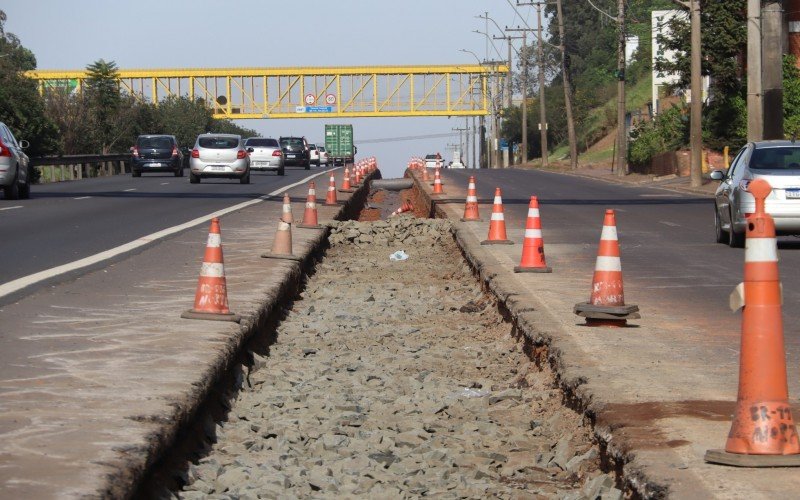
xmin=536 ymin=3 xmax=549 ymax=167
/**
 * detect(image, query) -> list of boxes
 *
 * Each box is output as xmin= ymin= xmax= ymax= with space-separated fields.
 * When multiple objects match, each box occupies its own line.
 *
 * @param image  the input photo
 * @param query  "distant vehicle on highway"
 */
xmin=0 ymin=122 xmax=30 ymax=200
xmin=308 ymin=143 xmax=321 ymax=167
xmin=711 ymin=140 xmax=800 ymax=247
xmin=244 ymin=137 xmax=284 ymax=176
xmin=279 ymin=136 xmax=310 ymax=169
xmin=318 ymin=145 xmax=329 ymax=166
xmin=189 ymin=134 xmax=252 ymax=184
xmin=131 ymin=135 xmax=185 ymax=178
xmin=424 ymin=154 xmax=440 ymax=169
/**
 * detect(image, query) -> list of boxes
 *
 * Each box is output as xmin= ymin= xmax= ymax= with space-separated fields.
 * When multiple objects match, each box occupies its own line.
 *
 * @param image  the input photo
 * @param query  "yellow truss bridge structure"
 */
xmin=26 ymin=64 xmax=508 ymax=119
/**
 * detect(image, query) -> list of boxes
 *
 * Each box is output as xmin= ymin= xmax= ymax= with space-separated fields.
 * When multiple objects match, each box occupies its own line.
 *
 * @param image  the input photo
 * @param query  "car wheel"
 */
xmin=240 ymin=170 xmax=251 ymax=184
xmin=18 ymin=177 xmax=30 ymax=199
xmin=278 ymin=168 xmax=285 ymax=176
xmin=714 ymin=207 xmax=729 ymax=244
xmin=189 ymin=172 xmax=200 ymax=184
xmin=3 ymin=171 xmax=20 ymax=200
xmin=174 ymin=168 xmax=182 ymax=177
xmin=132 ymin=170 xmax=141 ymax=178
xmin=305 ymin=159 xmax=311 ymax=170
xmin=728 ymin=209 xmax=745 ymax=248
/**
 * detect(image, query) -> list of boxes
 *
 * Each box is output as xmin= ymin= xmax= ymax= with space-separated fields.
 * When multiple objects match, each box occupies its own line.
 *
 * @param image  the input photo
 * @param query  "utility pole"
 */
xmin=672 ymin=0 xmax=703 ymax=187
xmin=747 ymin=0 xmax=763 ymax=141
xmin=762 ymin=1 xmax=784 ymax=140
xmin=453 ymin=125 xmax=468 ymax=165
xmin=506 ymin=27 xmax=529 ymax=164
xmin=615 ymin=0 xmax=627 ymax=176
xmin=536 ymin=3 xmax=549 ymax=167
xmin=465 ymin=117 xmax=471 ymax=168
xmin=556 ymin=0 xmax=578 ymax=170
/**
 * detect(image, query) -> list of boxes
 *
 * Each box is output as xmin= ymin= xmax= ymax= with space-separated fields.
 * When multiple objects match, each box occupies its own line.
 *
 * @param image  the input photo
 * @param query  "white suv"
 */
xmin=0 ymin=122 xmax=31 ymax=200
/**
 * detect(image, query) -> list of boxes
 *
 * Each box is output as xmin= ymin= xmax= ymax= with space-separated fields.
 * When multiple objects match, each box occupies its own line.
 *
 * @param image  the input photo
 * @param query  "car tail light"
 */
xmin=191 ymin=149 xmax=199 ymax=158
xmin=272 ymin=150 xmax=283 ymax=157
xmin=739 ymin=180 xmax=751 ymax=192
xmin=132 ymin=146 xmax=139 ymax=158
xmin=0 ymin=140 xmax=10 ymax=157
xmin=171 ymin=145 xmax=178 ymax=157
xmin=237 ymin=150 xmax=247 ymax=159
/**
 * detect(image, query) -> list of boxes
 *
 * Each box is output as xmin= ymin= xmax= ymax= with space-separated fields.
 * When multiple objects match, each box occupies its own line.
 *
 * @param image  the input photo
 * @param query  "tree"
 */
xmin=154 ymin=97 xmax=214 ymax=147
xmin=0 ymin=10 xmax=59 ymax=158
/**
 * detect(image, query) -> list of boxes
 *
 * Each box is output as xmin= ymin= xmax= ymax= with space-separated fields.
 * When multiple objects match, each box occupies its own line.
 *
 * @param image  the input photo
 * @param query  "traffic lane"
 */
xmin=0 ymin=167 xmax=332 ymax=285
xmin=445 ymin=168 xmax=800 ymax=359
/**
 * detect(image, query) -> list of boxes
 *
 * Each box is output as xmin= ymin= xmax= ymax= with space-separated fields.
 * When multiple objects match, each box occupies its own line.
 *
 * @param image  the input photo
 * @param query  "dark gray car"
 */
xmin=131 ymin=135 xmax=185 ymax=177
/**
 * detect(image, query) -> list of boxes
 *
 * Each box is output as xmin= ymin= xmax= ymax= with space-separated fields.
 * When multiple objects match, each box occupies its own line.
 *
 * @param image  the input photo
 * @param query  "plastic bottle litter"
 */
xmin=389 ymin=250 xmax=409 ymax=261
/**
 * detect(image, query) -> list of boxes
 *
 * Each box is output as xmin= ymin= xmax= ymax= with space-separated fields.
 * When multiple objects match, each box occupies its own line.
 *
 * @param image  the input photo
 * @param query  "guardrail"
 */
xmin=30 ymin=154 xmax=130 ymax=184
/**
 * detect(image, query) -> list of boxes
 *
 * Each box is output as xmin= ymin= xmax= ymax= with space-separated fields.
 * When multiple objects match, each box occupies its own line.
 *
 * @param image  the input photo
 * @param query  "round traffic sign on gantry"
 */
xmin=304 ymin=93 xmax=316 ymax=105
xmin=325 ymin=93 xmax=336 ymax=105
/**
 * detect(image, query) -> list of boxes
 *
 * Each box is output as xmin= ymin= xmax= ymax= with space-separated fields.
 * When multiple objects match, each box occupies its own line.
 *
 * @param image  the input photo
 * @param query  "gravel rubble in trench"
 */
xmin=178 ymin=215 xmax=621 ymax=499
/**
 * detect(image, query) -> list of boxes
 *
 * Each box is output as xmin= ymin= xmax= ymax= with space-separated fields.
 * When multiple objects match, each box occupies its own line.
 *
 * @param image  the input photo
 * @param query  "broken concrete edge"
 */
xmin=408 ymin=168 xmax=671 ymax=499
xmin=96 ymin=171 xmax=379 ymax=498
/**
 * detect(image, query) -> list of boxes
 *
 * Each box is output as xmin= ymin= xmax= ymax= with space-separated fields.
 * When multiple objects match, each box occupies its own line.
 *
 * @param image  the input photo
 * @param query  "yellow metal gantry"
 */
xmin=26 ymin=64 xmax=509 ymax=119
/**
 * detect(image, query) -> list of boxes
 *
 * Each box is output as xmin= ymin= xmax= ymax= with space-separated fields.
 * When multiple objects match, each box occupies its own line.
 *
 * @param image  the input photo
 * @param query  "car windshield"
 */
xmin=281 ymin=138 xmax=305 ymax=148
xmin=309 ymin=144 xmax=317 ymax=150
xmin=425 ymin=155 xmax=438 ymax=160
xmin=245 ymin=138 xmax=279 ymax=147
xmin=750 ymin=147 xmax=800 ymax=170
xmin=138 ymin=136 xmax=173 ymax=149
xmin=199 ymin=137 xmax=239 ymax=149
xmin=318 ymin=147 xmax=326 ymax=152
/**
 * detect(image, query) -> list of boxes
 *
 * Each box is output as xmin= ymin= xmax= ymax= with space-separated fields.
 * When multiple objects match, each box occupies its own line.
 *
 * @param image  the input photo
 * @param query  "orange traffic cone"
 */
xmin=325 ymin=172 xmax=338 ymax=205
xmin=339 ymin=167 xmax=353 ymax=193
xmin=181 ymin=218 xmax=240 ymax=323
xmin=421 ymin=165 xmax=430 ymax=182
xmin=297 ymin=181 xmax=323 ymax=229
xmin=432 ymin=166 xmax=444 ymax=195
xmin=354 ymin=165 xmax=362 ymax=185
xmin=514 ymin=196 xmax=551 ymax=273
xmin=574 ymin=209 xmax=639 ymax=326
xmin=261 ymin=218 xmax=302 ymax=261
xmin=705 ymin=179 xmax=800 ymax=467
xmin=460 ymin=176 xmax=482 ymax=222
xmin=481 ymin=188 xmax=513 ymax=245
xmin=280 ymin=192 xmax=293 ymax=224
xmin=349 ymin=166 xmax=357 ymax=187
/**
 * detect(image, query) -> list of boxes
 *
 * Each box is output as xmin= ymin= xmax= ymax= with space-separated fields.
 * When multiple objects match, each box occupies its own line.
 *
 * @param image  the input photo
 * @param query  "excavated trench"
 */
xmin=143 ymin=182 xmax=624 ymax=499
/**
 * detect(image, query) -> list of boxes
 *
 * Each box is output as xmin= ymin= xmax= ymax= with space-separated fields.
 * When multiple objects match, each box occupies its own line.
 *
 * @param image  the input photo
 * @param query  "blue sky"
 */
xmin=5 ymin=0 xmax=537 ymax=177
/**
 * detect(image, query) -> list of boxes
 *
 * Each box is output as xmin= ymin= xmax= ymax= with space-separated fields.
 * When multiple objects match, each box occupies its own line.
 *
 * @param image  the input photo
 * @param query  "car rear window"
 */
xmin=138 ymin=136 xmax=173 ymax=149
xmin=245 ymin=138 xmax=279 ymax=147
xmin=199 ymin=137 xmax=239 ymax=149
xmin=750 ymin=147 xmax=800 ymax=169
xmin=425 ymin=155 xmax=438 ymax=160
xmin=281 ymin=138 xmax=305 ymax=147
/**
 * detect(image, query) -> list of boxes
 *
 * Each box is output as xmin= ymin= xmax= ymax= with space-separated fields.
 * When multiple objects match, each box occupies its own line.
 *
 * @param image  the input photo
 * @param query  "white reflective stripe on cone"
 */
xmin=491 ymin=213 xmax=505 ymax=221
xmin=527 ymin=208 xmax=540 ymax=218
xmin=745 ymin=237 xmax=779 ymax=262
xmin=467 ymin=195 xmax=478 ymax=202
xmin=525 ymin=228 xmax=542 ymax=239
xmin=600 ymin=225 xmax=618 ymax=241
xmin=283 ymin=205 xmax=291 ymax=213
xmin=207 ymin=233 xmax=221 ymax=247
xmin=494 ymin=196 xmax=502 ymax=204
xmin=306 ymin=202 xmax=315 ymax=208
xmin=594 ymin=255 xmax=622 ymax=272
xmin=309 ymin=189 xmax=316 ymax=195
xmin=278 ymin=221 xmax=291 ymax=231
xmin=200 ymin=262 xmax=225 ymax=277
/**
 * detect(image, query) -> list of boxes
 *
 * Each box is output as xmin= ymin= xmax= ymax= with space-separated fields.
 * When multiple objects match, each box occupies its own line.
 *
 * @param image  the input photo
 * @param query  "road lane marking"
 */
xmin=0 ymin=168 xmax=338 ymax=300
xmin=74 ymin=196 xmax=91 ymax=200
xmin=0 ymin=205 xmax=22 ymax=211
xmin=659 ymin=221 xmax=681 ymax=227
xmin=124 ymin=188 xmax=136 ymax=192
xmin=160 ymin=182 xmax=169 ymax=185
xmin=640 ymin=194 xmax=676 ymax=197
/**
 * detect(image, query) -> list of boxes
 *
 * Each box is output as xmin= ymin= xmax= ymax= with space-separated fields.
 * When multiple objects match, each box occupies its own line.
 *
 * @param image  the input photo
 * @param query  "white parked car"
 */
xmin=309 ymin=143 xmax=321 ymax=167
xmin=318 ymin=145 xmax=329 ymax=166
xmin=189 ymin=134 xmax=251 ymax=184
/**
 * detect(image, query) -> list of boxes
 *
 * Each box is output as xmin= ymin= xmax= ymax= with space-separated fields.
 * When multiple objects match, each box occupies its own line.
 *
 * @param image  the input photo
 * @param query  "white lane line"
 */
xmin=641 ymin=194 xmax=676 ymax=197
xmin=124 ymin=188 xmax=137 ymax=192
xmin=659 ymin=221 xmax=680 ymax=227
xmin=0 ymin=169 xmax=337 ymax=300
xmin=160 ymin=182 xmax=169 ymax=185
xmin=74 ymin=196 xmax=91 ymax=200
xmin=0 ymin=205 xmax=23 ymax=211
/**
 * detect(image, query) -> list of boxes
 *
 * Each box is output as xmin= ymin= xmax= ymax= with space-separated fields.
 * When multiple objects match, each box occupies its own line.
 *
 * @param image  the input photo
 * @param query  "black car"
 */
xmin=279 ymin=136 xmax=310 ymax=169
xmin=131 ymin=135 xmax=186 ymax=177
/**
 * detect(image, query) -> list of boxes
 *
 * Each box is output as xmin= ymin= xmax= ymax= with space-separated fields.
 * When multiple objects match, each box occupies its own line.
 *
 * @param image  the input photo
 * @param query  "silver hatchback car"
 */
xmin=712 ymin=140 xmax=800 ymax=247
xmin=243 ymin=137 xmax=284 ymax=175
xmin=0 ymin=122 xmax=31 ymax=200
xmin=189 ymin=134 xmax=251 ymax=184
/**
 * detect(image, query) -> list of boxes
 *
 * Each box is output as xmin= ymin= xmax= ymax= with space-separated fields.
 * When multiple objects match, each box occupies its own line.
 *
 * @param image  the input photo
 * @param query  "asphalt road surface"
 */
xmin=0 ymin=166 xmax=333 ymax=292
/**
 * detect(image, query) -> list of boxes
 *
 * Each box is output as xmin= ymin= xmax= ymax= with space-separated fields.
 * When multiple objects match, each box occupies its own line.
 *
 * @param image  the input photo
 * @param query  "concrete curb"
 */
xmin=541 ymin=168 xmax=716 ymax=198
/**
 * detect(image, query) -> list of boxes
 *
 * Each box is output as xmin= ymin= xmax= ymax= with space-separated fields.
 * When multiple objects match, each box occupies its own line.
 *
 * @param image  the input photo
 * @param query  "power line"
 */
xmin=357 ymin=132 xmax=460 ymax=144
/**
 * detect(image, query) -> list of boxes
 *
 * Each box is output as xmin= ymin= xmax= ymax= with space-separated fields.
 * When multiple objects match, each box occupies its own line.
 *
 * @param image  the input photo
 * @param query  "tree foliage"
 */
xmin=0 ymin=10 xmax=59 ymax=157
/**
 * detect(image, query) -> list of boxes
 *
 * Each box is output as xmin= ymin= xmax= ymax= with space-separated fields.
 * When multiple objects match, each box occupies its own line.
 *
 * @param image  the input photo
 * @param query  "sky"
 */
xmin=3 ymin=0 xmax=538 ymax=178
